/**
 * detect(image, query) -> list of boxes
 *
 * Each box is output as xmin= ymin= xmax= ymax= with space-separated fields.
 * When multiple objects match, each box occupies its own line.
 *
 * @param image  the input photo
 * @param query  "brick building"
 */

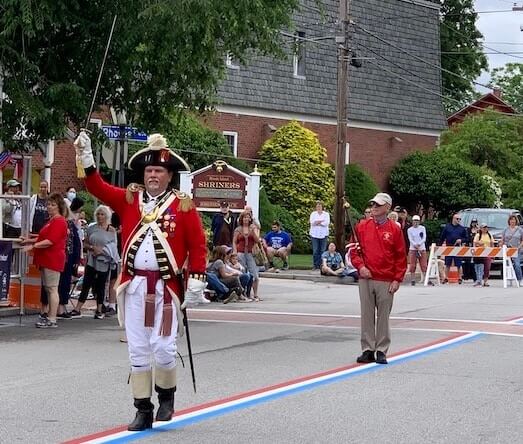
xmin=205 ymin=0 xmax=446 ymax=189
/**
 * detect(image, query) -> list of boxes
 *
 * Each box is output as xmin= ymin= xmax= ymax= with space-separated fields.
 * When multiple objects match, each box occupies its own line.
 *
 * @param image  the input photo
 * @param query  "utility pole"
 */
xmin=334 ymin=0 xmax=350 ymax=251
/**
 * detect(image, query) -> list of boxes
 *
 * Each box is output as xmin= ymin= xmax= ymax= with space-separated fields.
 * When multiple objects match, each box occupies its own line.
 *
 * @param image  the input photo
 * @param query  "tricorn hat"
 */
xmin=127 ymin=134 xmax=190 ymax=172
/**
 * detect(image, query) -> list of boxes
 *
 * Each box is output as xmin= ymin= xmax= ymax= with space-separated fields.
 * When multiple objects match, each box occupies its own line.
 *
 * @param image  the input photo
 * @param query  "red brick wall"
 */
xmin=27 ymin=108 xmax=111 ymax=194
xmin=38 ymin=110 xmax=438 ymax=194
xmin=203 ymin=112 xmax=438 ymax=189
xmin=30 ymin=139 xmax=85 ymax=194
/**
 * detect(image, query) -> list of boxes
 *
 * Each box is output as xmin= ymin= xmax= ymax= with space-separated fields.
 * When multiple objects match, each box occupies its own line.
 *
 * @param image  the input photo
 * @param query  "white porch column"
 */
xmin=179 ymin=171 xmax=192 ymax=196
xmin=246 ymin=168 xmax=261 ymax=220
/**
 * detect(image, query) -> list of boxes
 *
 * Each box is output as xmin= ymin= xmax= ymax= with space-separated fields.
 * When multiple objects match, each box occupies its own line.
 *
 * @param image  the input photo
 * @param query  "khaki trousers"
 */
xmin=358 ymin=279 xmax=394 ymax=354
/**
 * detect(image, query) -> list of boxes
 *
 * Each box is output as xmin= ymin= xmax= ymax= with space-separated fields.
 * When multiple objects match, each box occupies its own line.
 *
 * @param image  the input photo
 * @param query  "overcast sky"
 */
xmin=474 ymin=0 xmax=523 ymax=92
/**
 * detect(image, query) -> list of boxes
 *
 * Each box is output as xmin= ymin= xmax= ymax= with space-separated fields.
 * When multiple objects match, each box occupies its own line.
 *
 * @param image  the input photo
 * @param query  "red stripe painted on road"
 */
xmin=63 ymin=332 xmax=470 ymax=444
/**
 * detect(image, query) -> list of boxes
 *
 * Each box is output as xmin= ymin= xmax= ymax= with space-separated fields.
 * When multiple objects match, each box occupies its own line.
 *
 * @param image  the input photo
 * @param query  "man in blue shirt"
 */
xmin=263 ymin=221 xmax=293 ymax=271
xmin=439 ymin=213 xmax=469 ymax=284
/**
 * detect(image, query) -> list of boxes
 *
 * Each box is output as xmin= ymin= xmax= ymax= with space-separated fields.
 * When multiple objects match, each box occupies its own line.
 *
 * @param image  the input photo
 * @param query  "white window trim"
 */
xmin=293 ymin=32 xmax=306 ymax=79
xmin=226 ymin=53 xmax=240 ymax=70
xmin=223 ymin=131 xmax=238 ymax=157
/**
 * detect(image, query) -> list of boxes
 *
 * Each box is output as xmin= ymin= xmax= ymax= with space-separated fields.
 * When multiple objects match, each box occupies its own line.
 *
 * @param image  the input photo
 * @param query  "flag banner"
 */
xmin=0 ymin=151 xmax=12 ymax=169
xmin=0 ymin=241 xmax=13 ymax=299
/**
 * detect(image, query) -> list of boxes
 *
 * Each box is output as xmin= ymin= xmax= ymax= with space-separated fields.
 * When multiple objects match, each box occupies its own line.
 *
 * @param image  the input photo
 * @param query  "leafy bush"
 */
xmin=258 ymin=120 xmax=334 ymax=251
xmin=259 ymin=188 xmax=309 ymax=253
xmin=345 ymin=163 xmax=379 ymax=213
xmin=389 ymin=150 xmax=496 ymax=217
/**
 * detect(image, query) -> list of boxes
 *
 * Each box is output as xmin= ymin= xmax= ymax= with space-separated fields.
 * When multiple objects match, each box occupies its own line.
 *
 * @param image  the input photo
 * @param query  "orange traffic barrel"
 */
xmin=8 ymin=249 xmax=42 ymax=309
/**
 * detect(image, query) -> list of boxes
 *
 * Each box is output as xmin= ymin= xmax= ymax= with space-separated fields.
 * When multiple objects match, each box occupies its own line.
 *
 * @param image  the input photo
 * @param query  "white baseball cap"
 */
xmin=412 ymin=215 xmax=421 ymax=221
xmin=370 ymin=192 xmax=392 ymax=206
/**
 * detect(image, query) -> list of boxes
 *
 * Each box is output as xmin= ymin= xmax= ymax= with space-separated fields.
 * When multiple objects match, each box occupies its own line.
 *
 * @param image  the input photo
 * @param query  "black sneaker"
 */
xmin=282 ymin=262 xmax=289 ymax=270
xmin=35 ymin=319 xmax=57 ymax=328
xmin=70 ymin=310 xmax=82 ymax=318
xmin=105 ymin=307 xmax=117 ymax=317
xmin=356 ymin=350 xmax=375 ymax=363
xmin=376 ymin=351 xmax=388 ymax=364
xmin=411 ymin=280 xmax=416 ymax=286
xmin=57 ymin=312 xmax=72 ymax=320
xmin=38 ymin=313 xmax=48 ymax=321
xmin=94 ymin=311 xmax=105 ymax=319
xmin=101 ymin=304 xmax=107 ymax=313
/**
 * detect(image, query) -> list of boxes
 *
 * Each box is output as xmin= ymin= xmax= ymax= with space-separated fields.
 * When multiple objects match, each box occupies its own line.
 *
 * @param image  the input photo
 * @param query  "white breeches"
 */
xmin=124 ymin=276 xmax=178 ymax=372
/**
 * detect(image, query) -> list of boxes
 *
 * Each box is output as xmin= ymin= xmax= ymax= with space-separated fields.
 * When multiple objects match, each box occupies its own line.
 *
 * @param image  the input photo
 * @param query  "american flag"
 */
xmin=0 ymin=151 xmax=12 ymax=169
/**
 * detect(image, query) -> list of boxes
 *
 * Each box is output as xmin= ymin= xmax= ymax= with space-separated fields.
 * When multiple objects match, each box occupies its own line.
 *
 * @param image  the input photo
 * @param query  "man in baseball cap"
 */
xmin=350 ymin=191 xmax=406 ymax=365
xmin=370 ymin=192 xmax=393 ymax=206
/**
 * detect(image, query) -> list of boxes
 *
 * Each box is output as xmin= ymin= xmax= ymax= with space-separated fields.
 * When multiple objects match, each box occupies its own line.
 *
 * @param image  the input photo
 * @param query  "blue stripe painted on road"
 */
xmin=98 ymin=332 xmax=483 ymax=444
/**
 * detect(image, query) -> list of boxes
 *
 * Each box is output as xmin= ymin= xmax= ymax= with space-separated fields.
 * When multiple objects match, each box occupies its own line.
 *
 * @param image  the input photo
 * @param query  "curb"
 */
xmin=260 ymin=271 xmax=358 ymax=285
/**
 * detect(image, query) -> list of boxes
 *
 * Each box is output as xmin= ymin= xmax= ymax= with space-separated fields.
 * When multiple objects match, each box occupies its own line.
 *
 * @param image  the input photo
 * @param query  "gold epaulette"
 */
xmin=126 ymin=183 xmax=145 ymax=204
xmin=175 ymin=190 xmax=194 ymax=212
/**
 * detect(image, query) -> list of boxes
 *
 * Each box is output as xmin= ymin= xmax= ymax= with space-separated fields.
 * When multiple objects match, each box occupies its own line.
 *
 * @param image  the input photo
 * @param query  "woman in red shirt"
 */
xmin=22 ymin=193 xmax=68 ymax=328
xmin=233 ymin=211 xmax=261 ymax=301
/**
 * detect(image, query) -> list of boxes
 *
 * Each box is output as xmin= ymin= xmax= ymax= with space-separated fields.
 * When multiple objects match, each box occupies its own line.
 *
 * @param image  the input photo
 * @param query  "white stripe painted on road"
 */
xmin=190 ymin=319 xmax=523 ymax=338
xmin=191 ymin=308 xmax=523 ymax=326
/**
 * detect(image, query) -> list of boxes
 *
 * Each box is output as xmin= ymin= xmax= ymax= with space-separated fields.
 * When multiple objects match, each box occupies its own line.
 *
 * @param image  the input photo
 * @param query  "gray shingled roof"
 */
xmin=217 ymin=0 xmax=447 ymax=131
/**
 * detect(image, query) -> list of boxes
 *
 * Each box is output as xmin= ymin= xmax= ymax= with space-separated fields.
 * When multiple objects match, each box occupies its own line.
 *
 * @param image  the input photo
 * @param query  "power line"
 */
xmin=355 ymin=39 xmax=521 ymax=118
xmin=440 ymin=21 xmax=523 ymax=62
xmin=172 ymin=146 xmax=282 ymax=166
xmin=352 ymin=20 xmax=495 ymax=91
xmin=364 ymin=58 xmax=522 ymax=118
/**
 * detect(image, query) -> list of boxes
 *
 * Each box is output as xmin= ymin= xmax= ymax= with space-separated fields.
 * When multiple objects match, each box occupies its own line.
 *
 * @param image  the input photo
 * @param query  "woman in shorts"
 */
xmin=22 ymin=193 xmax=68 ymax=328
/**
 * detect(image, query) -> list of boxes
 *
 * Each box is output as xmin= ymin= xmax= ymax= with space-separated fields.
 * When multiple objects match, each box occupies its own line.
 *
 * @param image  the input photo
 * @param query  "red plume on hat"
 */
xmin=127 ymin=133 xmax=190 ymax=172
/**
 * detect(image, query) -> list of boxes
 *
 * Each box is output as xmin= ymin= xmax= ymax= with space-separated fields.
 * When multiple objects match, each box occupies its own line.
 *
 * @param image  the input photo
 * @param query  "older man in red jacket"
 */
xmin=351 ymin=193 xmax=407 ymax=365
xmin=75 ymin=131 xmax=207 ymax=431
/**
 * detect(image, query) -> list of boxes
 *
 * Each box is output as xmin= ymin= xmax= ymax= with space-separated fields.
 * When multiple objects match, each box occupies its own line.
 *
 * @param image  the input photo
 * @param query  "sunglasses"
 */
xmin=371 ymin=202 xmax=384 ymax=208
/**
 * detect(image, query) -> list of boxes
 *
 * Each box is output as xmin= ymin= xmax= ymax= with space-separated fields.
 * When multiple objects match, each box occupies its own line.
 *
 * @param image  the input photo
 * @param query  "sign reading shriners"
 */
xmin=179 ymin=160 xmax=261 ymax=219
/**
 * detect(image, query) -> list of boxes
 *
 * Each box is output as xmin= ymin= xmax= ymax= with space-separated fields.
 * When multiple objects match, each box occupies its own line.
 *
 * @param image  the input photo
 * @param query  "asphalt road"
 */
xmin=0 ymin=278 xmax=522 ymax=443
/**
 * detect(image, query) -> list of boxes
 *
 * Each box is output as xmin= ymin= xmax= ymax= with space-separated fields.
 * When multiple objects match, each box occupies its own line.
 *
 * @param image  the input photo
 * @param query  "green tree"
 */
xmin=344 ymin=163 xmax=379 ymax=213
xmin=258 ymin=120 xmax=335 ymax=242
xmin=389 ymin=150 xmax=496 ymax=217
xmin=162 ymin=114 xmax=249 ymax=173
xmin=440 ymin=0 xmax=488 ymax=114
xmin=490 ymin=63 xmax=523 ymax=113
xmin=439 ymin=110 xmax=523 ymax=180
xmin=0 ymin=0 xmax=300 ymax=150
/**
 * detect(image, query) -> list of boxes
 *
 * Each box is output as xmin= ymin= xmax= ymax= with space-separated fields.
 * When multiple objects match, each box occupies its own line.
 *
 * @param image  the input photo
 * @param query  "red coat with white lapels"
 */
xmin=84 ymin=171 xmax=207 ymax=309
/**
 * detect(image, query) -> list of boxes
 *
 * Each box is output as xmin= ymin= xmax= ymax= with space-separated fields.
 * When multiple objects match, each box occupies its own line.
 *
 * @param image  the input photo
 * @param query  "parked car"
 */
xmin=457 ymin=208 xmax=523 ymax=245
xmin=456 ymin=208 xmax=523 ymax=271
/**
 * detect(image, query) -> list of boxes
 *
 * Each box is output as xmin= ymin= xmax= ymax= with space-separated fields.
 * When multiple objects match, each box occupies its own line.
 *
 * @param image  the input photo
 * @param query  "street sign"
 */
xmin=101 ymin=125 xmax=148 ymax=142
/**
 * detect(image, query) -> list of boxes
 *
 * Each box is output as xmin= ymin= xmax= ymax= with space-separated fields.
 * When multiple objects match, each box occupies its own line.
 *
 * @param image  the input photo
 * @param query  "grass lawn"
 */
xmin=287 ymin=254 xmax=312 ymax=270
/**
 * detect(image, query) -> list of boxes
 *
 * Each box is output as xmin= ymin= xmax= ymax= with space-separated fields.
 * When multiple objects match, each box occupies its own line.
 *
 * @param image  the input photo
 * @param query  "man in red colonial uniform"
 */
xmin=75 ymin=131 xmax=207 ymax=431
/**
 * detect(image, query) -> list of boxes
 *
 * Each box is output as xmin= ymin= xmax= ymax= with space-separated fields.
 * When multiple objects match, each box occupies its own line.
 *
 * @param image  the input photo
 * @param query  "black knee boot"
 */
xmin=155 ymin=385 xmax=175 ymax=421
xmin=128 ymin=398 xmax=154 ymax=431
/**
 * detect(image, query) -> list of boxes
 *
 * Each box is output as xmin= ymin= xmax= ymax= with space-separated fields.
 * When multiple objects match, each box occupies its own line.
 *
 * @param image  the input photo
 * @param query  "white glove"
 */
xmin=74 ymin=130 xmax=95 ymax=169
xmin=181 ymin=278 xmax=208 ymax=309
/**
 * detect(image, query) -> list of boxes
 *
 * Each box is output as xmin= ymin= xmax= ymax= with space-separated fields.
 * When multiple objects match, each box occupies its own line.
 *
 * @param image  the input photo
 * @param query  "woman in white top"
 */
xmin=407 ymin=215 xmax=427 ymax=285
xmin=309 ymin=201 xmax=330 ymax=270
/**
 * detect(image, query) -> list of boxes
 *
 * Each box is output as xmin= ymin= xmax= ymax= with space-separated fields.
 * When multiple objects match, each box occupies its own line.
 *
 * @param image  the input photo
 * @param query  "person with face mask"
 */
xmin=64 ymin=186 xmax=77 ymax=207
